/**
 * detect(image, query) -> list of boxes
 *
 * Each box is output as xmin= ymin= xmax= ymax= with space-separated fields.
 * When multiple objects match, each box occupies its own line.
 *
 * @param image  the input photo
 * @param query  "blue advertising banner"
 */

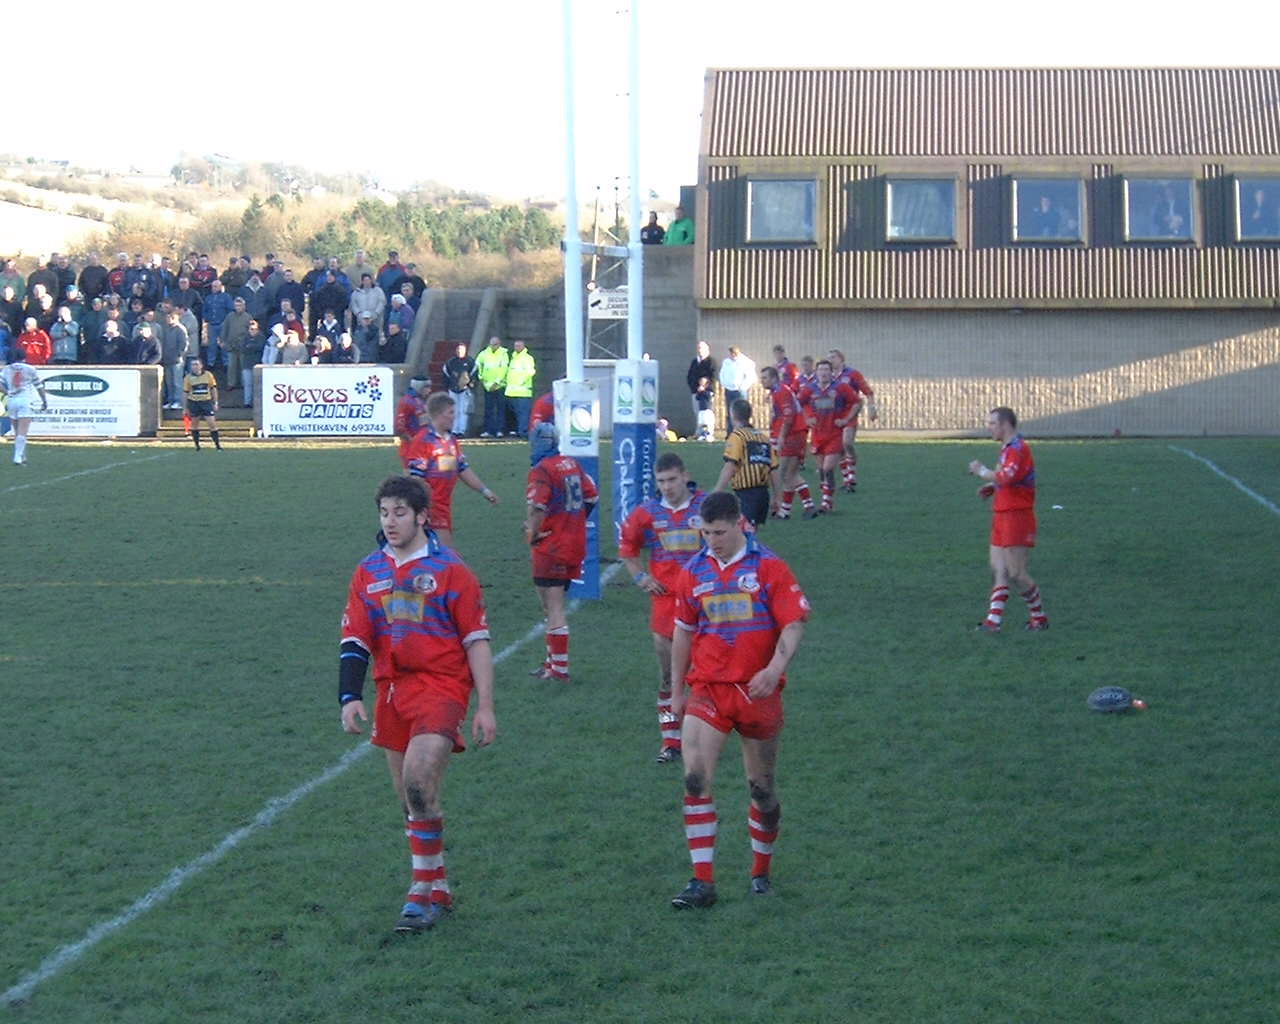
xmin=554 ymin=378 xmax=602 ymax=601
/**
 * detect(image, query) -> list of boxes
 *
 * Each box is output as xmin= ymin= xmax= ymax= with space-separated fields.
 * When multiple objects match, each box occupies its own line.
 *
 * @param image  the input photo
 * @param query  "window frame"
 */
xmin=1233 ymin=175 xmax=1280 ymax=242
xmin=1011 ymin=176 xmax=1086 ymax=244
xmin=1122 ymin=176 xmax=1197 ymax=243
xmin=744 ymin=177 xmax=819 ymax=245
xmin=883 ymin=176 xmax=959 ymax=244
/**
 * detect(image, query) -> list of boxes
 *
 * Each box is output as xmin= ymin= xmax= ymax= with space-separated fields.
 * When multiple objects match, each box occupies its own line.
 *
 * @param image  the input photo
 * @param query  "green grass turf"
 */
xmin=2 ymin=436 xmax=1278 ymax=1022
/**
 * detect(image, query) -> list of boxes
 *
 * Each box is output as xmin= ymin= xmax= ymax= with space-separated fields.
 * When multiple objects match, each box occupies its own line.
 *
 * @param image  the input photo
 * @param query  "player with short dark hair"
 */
xmin=183 ymin=357 xmax=221 ymax=451
xmin=715 ymin=399 xmax=777 ymax=527
xmin=760 ymin=365 xmax=813 ymax=518
xmin=339 ymin=475 xmax=497 ymax=934
xmin=525 ymin=422 xmax=598 ymax=682
xmin=797 ymin=360 xmax=859 ymax=515
xmin=401 ymin=391 xmax=498 ymax=549
xmin=669 ymin=490 xmax=809 ymax=909
xmin=968 ymin=407 xmax=1048 ymax=632
xmin=619 ymin=452 xmax=707 ymax=763
xmin=827 ymin=348 xmax=877 ymax=492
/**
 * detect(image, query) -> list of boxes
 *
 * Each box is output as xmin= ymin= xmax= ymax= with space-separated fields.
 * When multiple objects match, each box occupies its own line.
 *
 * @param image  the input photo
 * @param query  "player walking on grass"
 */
xmin=828 ymin=348 xmax=877 ymax=492
xmin=401 ymin=391 xmax=498 ymax=550
xmin=715 ymin=399 xmax=778 ymax=528
xmin=669 ymin=491 xmax=809 ymax=908
xmin=339 ymin=476 xmax=497 ymax=934
xmin=968 ymin=406 xmax=1049 ymax=632
xmin=183 ymin=357 xmax=222 ymax=451
xmin=619 ymin=453 xmax=707 ymax=764
xmin=525 ymin=422 xmax=598 ymax=682
xmin=0 ymin=345 xmax=48 ymax=465
xmin=760 ymin=365 xmax=814 ymax=519
xmin=797 ymin=359 xmax=858 ymax=515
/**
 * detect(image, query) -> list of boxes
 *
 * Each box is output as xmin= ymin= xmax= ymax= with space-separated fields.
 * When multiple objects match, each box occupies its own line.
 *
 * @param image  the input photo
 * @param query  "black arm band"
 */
xmin=339 ymin=641 xmax=370 ymax=705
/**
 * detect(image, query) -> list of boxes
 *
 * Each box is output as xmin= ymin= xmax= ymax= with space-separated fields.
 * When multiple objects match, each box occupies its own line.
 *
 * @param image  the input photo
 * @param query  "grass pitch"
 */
xmin=1 ymin=436 xmax=1277 ymax=1023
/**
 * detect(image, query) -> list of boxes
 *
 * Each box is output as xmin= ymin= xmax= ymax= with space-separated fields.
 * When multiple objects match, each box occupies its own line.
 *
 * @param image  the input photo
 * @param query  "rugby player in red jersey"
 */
xmin=525 ymin=422 xmax=599 ymax=682
xmin=771 ymin=344 xmax=799 ymax=390
xmin=619 ymin=453 xmax=707 ymax=763
xmin=338 ymin=476 xmax=497 ymax=934
xmin=528 ymin=390 xmax=555 ymax=430
xmin=828 ymin=348 xmax=877 ymax=492
xmin=401 ymin=392 xmax=498 ymax=549
xmin=968 ymin=406 xmax=1049 ymax=632
xmin=797 ymin=359 xmax=859 ymax=515
xmin=668 ymin=490 xmax=809 ymax=908
xmin=394 ymin=377 xmax=430 ymax=463
xmin=759 ymin=365 xmax=814 ymax=519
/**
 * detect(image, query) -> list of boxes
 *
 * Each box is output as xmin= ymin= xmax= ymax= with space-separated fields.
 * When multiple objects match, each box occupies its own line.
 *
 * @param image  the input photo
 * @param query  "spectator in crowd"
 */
xmin=315 ymin=273 xmax=350 ymax=330
xmin=95 ymin=319 xmax=126 ymax=364
xmin=220 ymin=297 xmax=251 ymax=397
xmin=161 ymin=309 xmax=192 ymax=408
xmin=133 ymin=322 xmax=162 ymax=366
xmin=504 ymin=339 xmax=537 ymax=439
xmin=0 ymin=318 xmax=12 ymax=362
xmin=132 ymin=308 xmax=162 ymax=347
xmin=346 ymin=249 xmax=376 ymax=292
xmin=62 ymin=286 xmax=86 ymax=327
xmin=80 ymin=297 xmax=105 ymax=349
xmin=50 ymin=306 xmax=82 ymax=363
xmin=28 ymin=257 xmax=59 ymax=301
xmin=202 ymin=279 xmax=235 ymax=369
xmin=106 ymin=253 xmax=129 ymax=297
xmin=332 ymin=331 xmax=359 ymax=364
xmin=52 ymin=254 xmax=75 ymax=298
xmin=325 ymin=258 xmax=351 ymax=293
xmin=404 ymin=263 xmax=427 ymax=299
xmin=399 ymin=279 xmax=420 ymax=313
xmin=353 ymin=311 xmax=382 ymax=362
xmin=664 ymin=205 xmax=695 ymax=245
xmin=24 ymin=283 xmax=50 ymax=325
xmin=238 ymin=272 xmax=271 ymax=324
xmin=442 ymin=342 xmax=477 ymax=436
xmin=0 ymin=258 xmax=25 ymax=300
xmin=1 ymin=285 xmax=23 ymax=332
xmin=718 ymin=344 xmax=757 ymax=435
xmin=389 ymin=292 xmax=415 ymax=335
xmin=173 ymin=276 xmax=203 ymax=328
xmin=349 ymin=273 xmax=385 ymax=329
xmin=78 ymin=253 xmax=109 ymax=301
xmin=281 ymin=307 xmax=307 ymax=348
xmin=157 ymin=257 xmax=178 ymax=299
xmin=220 ymin=255 xmax=248 ymax=292
xmin=262 ymin=323 xmax=284 ymax=366
xmin=176 ymin=303 xmax=200 ymax=351
xmin=640 ymin=211 xmax=666 ymax=245
xmin=242 ymin=320 xmax=264 ymax=400
xmin=300 ymin=256 xmax=325 ymax=308
xmin=377 ymin=250 xmax=407 ymax=296
xmin=190 ymin=254 xmax=218 ymax=293
xmin=18 ymin=318 xmax=52 ymax=365
xmin=275 ymin=268 xmax=305 ymax=321
xmin=380 ymin=321 xmax=407 ymax=363
xmin=476 ymin=336 xmax=510 ymax=438
xmin=687 ymin=340 xmax=716 ymax=441
xmin=123 ymin=296 xmax=145 ymax=338
xmin=279 ymin=323 xmax=309 ymax=365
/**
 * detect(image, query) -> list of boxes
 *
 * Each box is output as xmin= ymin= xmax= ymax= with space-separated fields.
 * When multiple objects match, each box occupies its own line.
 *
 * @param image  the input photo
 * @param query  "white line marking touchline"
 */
xmin=0 ymin=453 xmax=175 ymax=495
xmin=1169 ymin=445 xmax=1280 ymax=518
xmin=3 ymin=560 xmax=621 ymax=1006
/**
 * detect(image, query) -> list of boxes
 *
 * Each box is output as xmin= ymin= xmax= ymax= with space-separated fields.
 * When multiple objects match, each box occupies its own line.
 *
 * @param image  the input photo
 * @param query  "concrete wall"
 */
xmin=697 ymin=308 xmax=1280 ymax=436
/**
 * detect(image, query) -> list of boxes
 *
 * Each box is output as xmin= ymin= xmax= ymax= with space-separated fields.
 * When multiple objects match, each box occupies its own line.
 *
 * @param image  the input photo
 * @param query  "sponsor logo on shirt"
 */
xmin=659 ymin=528 xmax=701 ymax=552
xmin=692 ymin=582 xmax=715 ymax=597
xmin=366 ymin=579 xmax=393 ymax=594
xmin=702 ymin=592 xmax=753 ymax=623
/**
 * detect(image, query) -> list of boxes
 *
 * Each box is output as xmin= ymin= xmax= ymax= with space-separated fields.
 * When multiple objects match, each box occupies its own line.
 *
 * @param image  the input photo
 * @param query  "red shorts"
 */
xmin=684 ymin=682 xmax=784 ymax=740
xmin=810 ymin=431 xmax=842 ymax=457
xmin=532 ymin=548 xmax=583 ymax=581
xmin=372 ymin=679 xmax=469 ymax=754
xmin=428 ymin=505 xmax=453 ymax=532
xmin=991 ymin=508 xmax=1037 ymax=548
xmin=775 ymin=432 xmax=806 ymax=459
xmin=650 ymin=593 xmax=676 ymax=638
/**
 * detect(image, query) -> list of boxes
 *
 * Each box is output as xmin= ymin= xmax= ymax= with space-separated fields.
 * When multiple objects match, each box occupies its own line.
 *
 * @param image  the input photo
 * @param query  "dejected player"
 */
xmin=338 ymin=475 xmax=497 ymax=934
xmin=401 ymin=391 xmax=498 ymax=549
xmin=525 ymin=422 xmax=599 ymax=682
xmin=760 ymin=364 xmax=814 ymax=519
xmin=968 ymin=406 xmax=1049 ymax=632
xmin=669 ymin=491 xmax=809 ymax=909
xmin=619 ymin=452 xmax=708 ymax=764
xmin=797 ymin=359 xmax=859 ymax=515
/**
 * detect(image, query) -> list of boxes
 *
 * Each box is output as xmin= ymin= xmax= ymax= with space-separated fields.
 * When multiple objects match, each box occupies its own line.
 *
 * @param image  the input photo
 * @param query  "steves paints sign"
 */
xmin=260 ymin=366 xmax=395 ymax=437
xmin=30 ymin=368 xmax=142 ymax=436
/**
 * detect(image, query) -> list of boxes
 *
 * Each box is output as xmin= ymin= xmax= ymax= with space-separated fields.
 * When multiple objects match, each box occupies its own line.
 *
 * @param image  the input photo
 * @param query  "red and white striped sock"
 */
xmin=840 ymin=456 xmax=854 ymax=486
xmin=779 ymin=490 xmax=794 ymax=516
xmin=820 ymin=474 xmax=834 ymax=510
xmin=1022 ymin=585 xmax=1047 ymax=625
xmin=657 ymin=694 xmax=681 ymax=751
xmin=848 ymin=459 xmax=858 ymax=486
xmin=985 ymin=585 xmax=1009 ymax=628
xmin=796 ymin=482 xmax=814 ymax=509
xmin=546 ymin=626 xmax=569 ymax=679
xmin=749 ymin=804 xmax=780 ymax=878
xmin=405 ymin=816 xmax=451 ymax=908
xmin=684 ymin=795 xmax=717 ymax=883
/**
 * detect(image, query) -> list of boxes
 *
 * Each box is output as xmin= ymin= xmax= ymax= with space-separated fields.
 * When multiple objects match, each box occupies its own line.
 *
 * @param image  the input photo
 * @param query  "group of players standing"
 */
xmin=335 ymin=350 xmax=1046 ymax=931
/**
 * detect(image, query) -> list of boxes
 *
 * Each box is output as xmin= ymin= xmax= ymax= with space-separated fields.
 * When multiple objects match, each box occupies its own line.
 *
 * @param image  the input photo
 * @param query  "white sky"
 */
xmin=11 ymin=0 xmax=1277 ymax=205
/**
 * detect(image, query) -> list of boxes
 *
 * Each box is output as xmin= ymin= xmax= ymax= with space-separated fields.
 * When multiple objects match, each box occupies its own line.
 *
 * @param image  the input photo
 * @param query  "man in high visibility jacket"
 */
xmin=475 ymin=336 xmax=510 ymax=438
xmin=504 ymin=339 xmax=537 ymax=439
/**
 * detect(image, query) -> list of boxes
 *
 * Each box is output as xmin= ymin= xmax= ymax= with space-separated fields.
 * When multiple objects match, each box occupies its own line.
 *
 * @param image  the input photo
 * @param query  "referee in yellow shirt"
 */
xmin=714 ymin=398 xmax=778 ymax=526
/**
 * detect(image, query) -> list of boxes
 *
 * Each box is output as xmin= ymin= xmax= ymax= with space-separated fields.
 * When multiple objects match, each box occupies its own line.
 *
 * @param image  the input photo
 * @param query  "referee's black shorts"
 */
xmin=735 ymin=486 xmax=770 ymax=527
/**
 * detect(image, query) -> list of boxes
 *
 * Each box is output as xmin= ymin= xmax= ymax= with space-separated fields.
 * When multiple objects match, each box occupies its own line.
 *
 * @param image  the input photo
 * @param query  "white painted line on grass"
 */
xmin=1169 ymin=445 xmax=1280 ymax=518
xmin=0 ymin=453 xmax=175 ymax=496
xmin=4 ymin=560 xmax=621 ymax=1006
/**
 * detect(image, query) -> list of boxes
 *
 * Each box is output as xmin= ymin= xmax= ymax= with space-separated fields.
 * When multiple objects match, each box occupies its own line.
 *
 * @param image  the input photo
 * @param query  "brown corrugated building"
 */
xmin=690 ymin=67 xmax=1280 ymax=435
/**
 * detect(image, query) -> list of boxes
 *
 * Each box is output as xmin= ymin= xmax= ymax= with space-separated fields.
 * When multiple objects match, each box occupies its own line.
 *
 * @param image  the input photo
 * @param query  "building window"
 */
xmin=1012 ymin=178 xmax=1083 ymax=242
xmin=1124 ymin=178 xmax=1195 ymax=241
xmin=1236 ymin=177 xmax=1280 ymax=240
xmin=885 ymin=178 xmax=956 ymax=242
xmin=746 ymin=179 xmax=817 ymax=243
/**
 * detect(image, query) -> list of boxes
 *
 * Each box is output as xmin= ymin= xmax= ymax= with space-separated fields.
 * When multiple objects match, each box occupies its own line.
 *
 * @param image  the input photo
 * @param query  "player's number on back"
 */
xmin=564 ymin=474 xmax=584 ymax=511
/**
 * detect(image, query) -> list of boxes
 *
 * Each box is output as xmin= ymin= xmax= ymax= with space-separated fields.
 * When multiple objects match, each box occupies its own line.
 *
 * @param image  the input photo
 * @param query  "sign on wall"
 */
xmin=260 ymin=366 xmax=395 ymax=437
xmin=29 ymin=368 xmax=143 ymax=437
